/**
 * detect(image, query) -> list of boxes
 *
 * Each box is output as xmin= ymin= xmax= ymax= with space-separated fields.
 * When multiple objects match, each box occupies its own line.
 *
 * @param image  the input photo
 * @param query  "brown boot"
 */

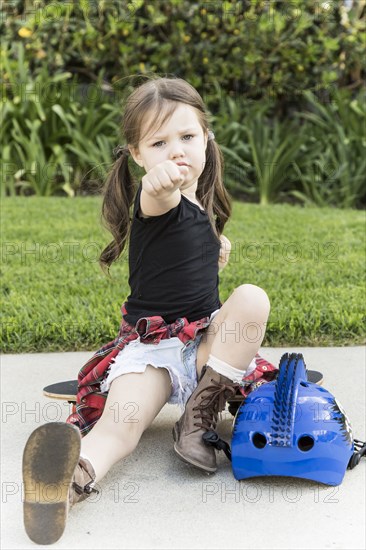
xmin=22 ymin=422 xmax=97 ymax=545
xmin=69 ymin=456 xmax=98 ymax=506
xmin=173 ymin=365 xmax=239 ymax=473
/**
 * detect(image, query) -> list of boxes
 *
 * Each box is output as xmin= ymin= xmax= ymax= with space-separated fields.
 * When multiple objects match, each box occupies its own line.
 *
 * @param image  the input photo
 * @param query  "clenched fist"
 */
xmin=142 ymin=160 xmax=189 ymax=197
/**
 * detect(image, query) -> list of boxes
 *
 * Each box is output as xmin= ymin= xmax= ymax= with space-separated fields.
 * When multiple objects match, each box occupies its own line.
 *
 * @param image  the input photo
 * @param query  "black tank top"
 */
xmin=123 ymin=183 xmax=221 ymax=324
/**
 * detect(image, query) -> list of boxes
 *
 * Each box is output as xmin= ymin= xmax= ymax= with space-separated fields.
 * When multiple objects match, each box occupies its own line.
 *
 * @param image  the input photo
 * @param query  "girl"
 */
xmin=22 ymin=76 xmax=276 ymax=545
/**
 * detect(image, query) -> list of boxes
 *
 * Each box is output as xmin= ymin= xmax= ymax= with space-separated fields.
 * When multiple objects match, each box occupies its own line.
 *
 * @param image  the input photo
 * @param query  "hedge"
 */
xmin=1 ymin=0 xmax=365 ymax=113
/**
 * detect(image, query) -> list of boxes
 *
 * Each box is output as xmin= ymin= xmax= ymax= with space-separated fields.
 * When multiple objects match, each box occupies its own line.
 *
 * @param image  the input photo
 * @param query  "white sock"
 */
xmin=207 ymin=354 xmax=256 ymax=383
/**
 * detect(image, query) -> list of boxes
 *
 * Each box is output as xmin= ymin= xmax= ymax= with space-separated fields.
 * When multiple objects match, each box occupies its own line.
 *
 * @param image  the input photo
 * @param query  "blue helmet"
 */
xmin=231 ymin=353 xmax=354 ymax=486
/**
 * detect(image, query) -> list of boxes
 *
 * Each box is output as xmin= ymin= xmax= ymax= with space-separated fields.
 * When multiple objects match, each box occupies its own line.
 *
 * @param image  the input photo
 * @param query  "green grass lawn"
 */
xmin=1 ymin=197 xmax=365 ymax=352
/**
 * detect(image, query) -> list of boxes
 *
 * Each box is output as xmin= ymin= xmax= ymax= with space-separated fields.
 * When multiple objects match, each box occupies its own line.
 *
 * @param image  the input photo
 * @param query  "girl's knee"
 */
xmin=233 ymin=284 xmax=270 ymax=313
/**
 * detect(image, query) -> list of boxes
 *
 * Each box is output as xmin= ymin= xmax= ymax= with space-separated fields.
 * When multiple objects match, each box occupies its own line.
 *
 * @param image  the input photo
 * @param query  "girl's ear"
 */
xmin=129 ymin=146 xmax=144 ymax=168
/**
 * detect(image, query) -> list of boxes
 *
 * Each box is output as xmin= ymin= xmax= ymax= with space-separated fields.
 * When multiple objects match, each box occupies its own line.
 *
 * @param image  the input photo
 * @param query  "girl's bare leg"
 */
xmin=80 ymin=365 xmax=172 ymax=482
xmin=172 ymin=285 xmax=270 ymax=473
xmin=196 ymin=284 xmax=271 ymax=375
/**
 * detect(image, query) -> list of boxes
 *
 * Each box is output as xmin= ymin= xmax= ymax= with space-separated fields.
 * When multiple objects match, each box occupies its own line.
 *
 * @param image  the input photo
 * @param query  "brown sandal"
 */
xmin=22 ymin=422 xmax=81 ymax=545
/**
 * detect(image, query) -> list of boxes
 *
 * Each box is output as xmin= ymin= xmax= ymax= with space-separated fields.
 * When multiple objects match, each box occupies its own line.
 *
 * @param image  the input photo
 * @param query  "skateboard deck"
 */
xmin=43 ymin=380 xmax=78 ymax=402
xmin=43 ymin=370 xmax=323 ymax=403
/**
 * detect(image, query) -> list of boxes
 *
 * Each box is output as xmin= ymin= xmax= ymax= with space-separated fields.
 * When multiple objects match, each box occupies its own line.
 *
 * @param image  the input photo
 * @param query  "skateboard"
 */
xmin=43 ymin=370 xmax=323 ymax=417
xmin=43 ymin=380 xmax=78 ymax=403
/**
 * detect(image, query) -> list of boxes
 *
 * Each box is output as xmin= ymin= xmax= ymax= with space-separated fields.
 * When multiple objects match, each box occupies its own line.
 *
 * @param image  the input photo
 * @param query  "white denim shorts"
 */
xmin=100 ymin=309 xmax=221 ymax=410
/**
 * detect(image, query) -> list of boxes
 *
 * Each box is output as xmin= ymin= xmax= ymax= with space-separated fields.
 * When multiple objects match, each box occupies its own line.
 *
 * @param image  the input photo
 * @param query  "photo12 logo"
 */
xmin=2 ymin=480 xmax=140 ymax=504
xmin=201 ymin=480 xmax=339 ymax=504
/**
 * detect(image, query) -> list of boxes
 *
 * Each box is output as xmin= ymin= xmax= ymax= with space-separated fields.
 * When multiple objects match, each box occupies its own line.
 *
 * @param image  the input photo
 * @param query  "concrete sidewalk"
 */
xmin=1 ymin=346 xmax=365 ymax=550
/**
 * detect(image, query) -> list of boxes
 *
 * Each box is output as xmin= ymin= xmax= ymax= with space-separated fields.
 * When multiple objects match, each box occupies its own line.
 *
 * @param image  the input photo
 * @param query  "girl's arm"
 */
xmin=140 ymin=160 xmax=188 ymax=217
xmin=218 ymin=234 xmax=231 ymax=271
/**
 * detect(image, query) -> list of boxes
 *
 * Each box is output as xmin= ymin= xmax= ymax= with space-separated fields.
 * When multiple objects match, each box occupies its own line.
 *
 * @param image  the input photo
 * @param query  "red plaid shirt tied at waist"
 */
xmin=66 ymin=303 xmax=277 ymax=436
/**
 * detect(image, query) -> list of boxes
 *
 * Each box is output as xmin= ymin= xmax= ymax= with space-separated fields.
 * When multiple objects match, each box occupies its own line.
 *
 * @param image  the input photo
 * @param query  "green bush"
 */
xmin=2 ymin=0 xmax=365 ymax=108
xmin=215 ymin=98 xmax=307 ymax=205
xmin=213 ymin=86 xmax=366 ymax=207
xmin=1 ymin=42 xmax=123 ymax=196
xmin=1 ymin=1 xmax=365 ymax=206
xmin=291 ymin=88 xmax=366 ymax=208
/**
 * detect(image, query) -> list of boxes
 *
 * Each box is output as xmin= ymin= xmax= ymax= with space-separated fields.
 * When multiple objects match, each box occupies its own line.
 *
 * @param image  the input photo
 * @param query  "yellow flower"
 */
xmin=183 ymin=35 xmax=191 ymax=43
xmin=18 ymin=27 xmax=32 ymax=38
xmin=139 ymin=62 xmax=145 ymax=72
xmin=203 ymin=57 xmax=209 ymax=64
xmin=36 ymin=49 xmax=46 ymax=59
xmin=123 ymin=28 xmax=129 ymax=36
xmin=200 ymin=8 xmax=207 ymax=15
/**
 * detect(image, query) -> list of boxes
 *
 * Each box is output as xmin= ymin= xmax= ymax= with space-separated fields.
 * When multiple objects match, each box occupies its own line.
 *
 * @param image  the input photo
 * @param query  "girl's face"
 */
xmin=130 ymin=103 xmax=208 ymax=190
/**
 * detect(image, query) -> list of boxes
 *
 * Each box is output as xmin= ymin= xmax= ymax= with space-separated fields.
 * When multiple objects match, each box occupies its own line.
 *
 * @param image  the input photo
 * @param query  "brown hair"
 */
xmin=99 ymin=75 xmax=232 ymax=274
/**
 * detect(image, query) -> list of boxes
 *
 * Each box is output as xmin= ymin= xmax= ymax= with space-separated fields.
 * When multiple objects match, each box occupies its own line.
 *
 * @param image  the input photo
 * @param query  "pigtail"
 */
xmin=99 ymin=148 xmax=136 ymax=275
xmin=197 ymin=138 xmax=232 ymax=242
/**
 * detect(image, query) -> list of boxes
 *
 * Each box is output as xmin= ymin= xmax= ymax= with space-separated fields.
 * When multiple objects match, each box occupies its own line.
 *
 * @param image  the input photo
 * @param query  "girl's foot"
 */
xmin=173 ymin=365 xmax=238 ymax=473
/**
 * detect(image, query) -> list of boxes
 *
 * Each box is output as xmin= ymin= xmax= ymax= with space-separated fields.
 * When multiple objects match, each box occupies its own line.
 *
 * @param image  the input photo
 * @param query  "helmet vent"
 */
xmin=269 ymin=353 xmax=307 ymax=447
xmin=252 ymin=432 xmax=267 ymax=449
xmin=297 ymin=435 xmax=314 ymax=452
